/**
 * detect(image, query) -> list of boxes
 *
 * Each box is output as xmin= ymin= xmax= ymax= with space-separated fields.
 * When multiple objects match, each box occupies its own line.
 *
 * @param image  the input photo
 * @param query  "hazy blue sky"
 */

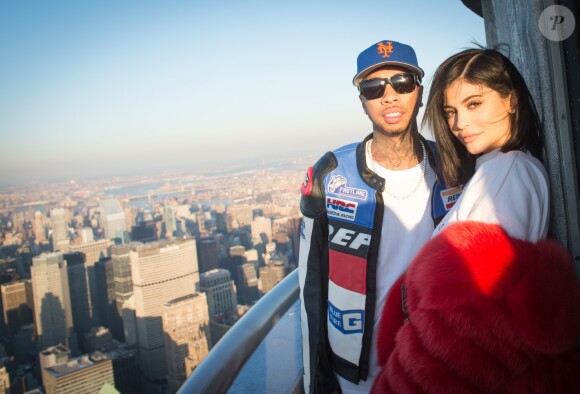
xmin=0 ymin=1 xmax=485 ymax=184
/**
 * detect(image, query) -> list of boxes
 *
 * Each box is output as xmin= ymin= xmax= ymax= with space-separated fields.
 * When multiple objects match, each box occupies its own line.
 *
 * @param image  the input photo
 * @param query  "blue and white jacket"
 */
xmin=298 ymin=133 xmax=453 ymax=393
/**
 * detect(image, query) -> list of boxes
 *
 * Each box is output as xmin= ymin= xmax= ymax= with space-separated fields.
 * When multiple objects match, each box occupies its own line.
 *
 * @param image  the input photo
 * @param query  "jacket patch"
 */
xmin=328 ymin=175 xmax=368 ymax=200
xmin=440 ymin=186 xmax=463 ymax=210
xmin=328 ymin=301 xmax=364 ymax=334
xmin=326 ymin=197 xmax=358 ymax=221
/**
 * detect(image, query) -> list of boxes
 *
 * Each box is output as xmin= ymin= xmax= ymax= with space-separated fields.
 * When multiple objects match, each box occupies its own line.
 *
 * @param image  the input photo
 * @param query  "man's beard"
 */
xmin=371 ymin=119 xmax=411 ymax=138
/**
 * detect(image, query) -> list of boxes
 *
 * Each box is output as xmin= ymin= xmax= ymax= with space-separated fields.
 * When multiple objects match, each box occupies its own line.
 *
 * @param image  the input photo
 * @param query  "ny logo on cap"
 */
xmin=377 ymin=41 xmax=394 ymax=58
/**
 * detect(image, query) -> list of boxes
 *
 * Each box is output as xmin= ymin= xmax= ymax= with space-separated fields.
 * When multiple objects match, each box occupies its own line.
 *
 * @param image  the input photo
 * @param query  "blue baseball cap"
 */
xmin=353 ymin=40 xmax=424 ymax=86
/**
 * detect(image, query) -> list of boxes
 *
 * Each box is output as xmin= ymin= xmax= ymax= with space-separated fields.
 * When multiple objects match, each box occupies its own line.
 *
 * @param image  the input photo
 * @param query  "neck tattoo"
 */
xmin=366 ymin=138 xmax=427 ymax=200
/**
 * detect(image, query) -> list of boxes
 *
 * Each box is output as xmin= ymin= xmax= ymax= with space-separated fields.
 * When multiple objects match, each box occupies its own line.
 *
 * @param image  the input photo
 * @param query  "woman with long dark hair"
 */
xmin=371 ymin=48 xmax=580 ymax=393
xmin=425 ymin=47 xmax=548 ymax=241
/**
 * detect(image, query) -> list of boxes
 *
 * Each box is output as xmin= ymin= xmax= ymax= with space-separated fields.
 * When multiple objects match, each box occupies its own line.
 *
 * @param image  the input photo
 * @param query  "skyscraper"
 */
xmin=64 ymin=252 xmax=92 ymax=350
xmin=199 ymin=269 xmax=237 ymax=321
xmin=163 ymin=206 xmax=177 ymax=238
xmin=162 ymin=293 xmax=211 ymax=393
xmin=236 ymin=263 xmax=259 ymax=305
xmin=111 ymin=244 xmax=137 ymax=342
xmin=95 ymin=257 xmax=123 ymax=343
xmin=99 ymin=199 xmax=127 ymax=241
xmin=195 ymin=212 xmax=206 ymax=236
xmin=69 ymin=239 xmax=112 ymax=327
xmin=101 ymin=341 xmax=140 ymax=394
xmin=197 ymin=238 xmax=219 ymax=274
xmin=250 ymin=216 xmax=272 ymax=243
xmin=50 ymin=208 xmax=69 ymax=252
xmin=33 ymin=211 xmax=47 ymax=244
xmin=31 ymin=252 xmax=77 ymax=353
xmin=1 ymin=279 xmax=33 ymax=335
xmin=226 ymin=204 xmax=253 ymax=231
xmin=130 ymin=238 xmax=199 ymax=385
xmin=13 ymin=324 xmax=36 ymax=364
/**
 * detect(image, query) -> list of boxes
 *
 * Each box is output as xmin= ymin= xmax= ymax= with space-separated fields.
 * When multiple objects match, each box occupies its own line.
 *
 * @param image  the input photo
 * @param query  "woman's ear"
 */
xmin=509 ymin=92 xmax=519 ymax=114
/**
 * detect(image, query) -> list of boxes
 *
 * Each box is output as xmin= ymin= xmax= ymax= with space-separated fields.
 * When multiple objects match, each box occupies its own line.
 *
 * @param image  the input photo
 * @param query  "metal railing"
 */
xmin=178 ymin=269 xmax=300 ymax=394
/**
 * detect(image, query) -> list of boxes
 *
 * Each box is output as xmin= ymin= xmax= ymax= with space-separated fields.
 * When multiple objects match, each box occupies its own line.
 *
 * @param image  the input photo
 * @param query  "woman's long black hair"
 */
xmin=423 ymin=47 xmax=543 ymax=187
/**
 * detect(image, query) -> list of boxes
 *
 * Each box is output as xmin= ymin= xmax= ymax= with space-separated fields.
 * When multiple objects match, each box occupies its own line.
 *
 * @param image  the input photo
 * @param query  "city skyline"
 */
xmin=0 ymin=1 xmax=485 ymax=185
xmin=0 ymin=161 xmax=305 ymax=392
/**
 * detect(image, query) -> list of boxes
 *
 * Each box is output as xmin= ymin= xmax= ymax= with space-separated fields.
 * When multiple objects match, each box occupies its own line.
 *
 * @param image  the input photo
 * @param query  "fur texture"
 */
xmin=372 ymin=222 xmax=580 ymax=393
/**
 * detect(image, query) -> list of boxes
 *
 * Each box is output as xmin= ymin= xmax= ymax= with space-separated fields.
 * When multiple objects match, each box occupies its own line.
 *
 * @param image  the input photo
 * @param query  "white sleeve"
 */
xmin=465 ymin=155 xmax=549 ymax=242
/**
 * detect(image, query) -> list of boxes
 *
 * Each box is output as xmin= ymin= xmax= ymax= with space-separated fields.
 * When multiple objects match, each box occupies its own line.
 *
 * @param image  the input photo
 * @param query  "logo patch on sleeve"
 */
xmin=301 ymin=167 xmax=314 ymax=196
xmin=440 ymin=186 xmax=463 ymax=210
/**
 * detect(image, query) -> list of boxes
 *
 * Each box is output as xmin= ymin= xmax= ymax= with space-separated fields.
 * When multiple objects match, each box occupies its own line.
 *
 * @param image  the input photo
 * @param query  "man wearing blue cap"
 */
xmin=298 ymin=40 xmax=454 ymax=393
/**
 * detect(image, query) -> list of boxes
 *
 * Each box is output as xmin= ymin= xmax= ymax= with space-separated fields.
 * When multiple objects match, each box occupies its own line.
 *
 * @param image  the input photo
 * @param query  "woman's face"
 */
xmin=443 ymin=79 xmax=513 ymax=155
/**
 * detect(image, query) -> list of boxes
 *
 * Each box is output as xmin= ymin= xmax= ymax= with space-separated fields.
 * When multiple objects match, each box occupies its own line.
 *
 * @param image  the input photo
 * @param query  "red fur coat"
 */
xmin=371 ymin=222 xmax=580 ymax=393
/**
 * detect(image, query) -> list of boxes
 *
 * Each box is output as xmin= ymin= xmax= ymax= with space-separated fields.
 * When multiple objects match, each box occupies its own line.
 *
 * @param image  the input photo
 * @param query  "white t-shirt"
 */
xmin=433 ymin=149 xmax=549 ymax=242
xmin=338 ymin=143 xmax=436 ymax=393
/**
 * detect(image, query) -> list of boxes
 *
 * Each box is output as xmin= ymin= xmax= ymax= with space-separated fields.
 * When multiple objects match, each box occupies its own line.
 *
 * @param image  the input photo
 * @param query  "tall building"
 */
xmin=100 ymin=341 xmax=140 ymax=394
xmin=15 ymin=247 xmax=33 ymax=279
xmin=163 ymin=206 xmax=177 ymax=238
xmin=251 ymin=216 xmax=272 ymax=243
xmin=50 ymin=208 xmax=69 ymax=252
xmin=95 ymin=257 xmax=122 ymax=341
xmin=162 ymin=293 xmax=211 ymax=394
xmin=99 ymin=199 xmax=127 ymax=241
xmin=1 ymin=279 xmax=33 ymax=335
xmin=199 ymin=269 xmax=237 ymax=321
xmin=69 ymin=239 xmax=112 ymax=327
xmin=195 ymin=212 xmax=206 ymax=236
xmin=130 ymin=221 xmax=157 ymax=243
xmin=236 ymin=263 xmax=259 ymax=305
xmin=13 ymin=324 xmax=36 ymax=364
xmin=64 ymin=252 xmax=92 ymax=349
xmin=259 ymin=262 xmax=286 ymax=295
xmin=226 ymin=204 xmax=253 ymax=231
xmin=42 ymin=351 xmax=115 ymax=394
xmin=130 ymin=238 xmax=199 ymax=384
xmin=33 ymin=211 xmax=47 ymax=244
xmin=121 ymin=296 xmax=137 ymax=346
xmin=111 ymin=244 xmax=137 ymax=341
xmin=31 ymin=252 xmax=77 ymax=353
xmin=214 ymin=211 xmax=228 ymax=232
xmin=197 ymin=238 xmax=219 ymax=274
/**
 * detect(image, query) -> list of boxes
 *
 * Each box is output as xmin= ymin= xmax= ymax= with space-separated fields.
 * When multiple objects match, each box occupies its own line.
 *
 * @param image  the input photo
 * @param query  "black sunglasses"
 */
xmin=358 ymin=73 xmax=420 ymax=100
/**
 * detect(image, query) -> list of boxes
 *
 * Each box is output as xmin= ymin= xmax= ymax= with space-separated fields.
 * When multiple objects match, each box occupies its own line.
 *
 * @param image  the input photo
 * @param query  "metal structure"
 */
xmin=177 ymin=269 xmax=300 ymax=394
